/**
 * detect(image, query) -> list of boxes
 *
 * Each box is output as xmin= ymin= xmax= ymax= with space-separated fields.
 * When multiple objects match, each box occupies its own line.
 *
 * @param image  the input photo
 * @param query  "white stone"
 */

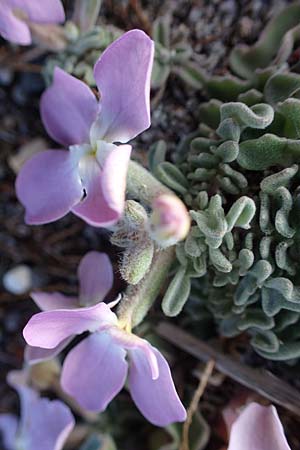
xmin=3 ymin=265 xmax=32 ymax=295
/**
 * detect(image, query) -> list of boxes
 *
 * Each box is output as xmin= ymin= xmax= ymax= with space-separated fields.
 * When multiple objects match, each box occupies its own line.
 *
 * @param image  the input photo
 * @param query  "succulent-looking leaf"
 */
xmin=226 ymin=197 xmax=256 ymax=231
xmin=220 ymin=102 xmax=274 ymax=129
xmin=148 ymin=140 xmax=167 ymax=174
xmin=238 ymin=134 xmax=300 ymax=170
xmin=229 ymin=3 xmax=300 ymax=78
xmin=162 ymin=267 xmax=191 ymax=317
xmin=156 ymin=162 xmax=188 ymax=194
xmin=264 ymin=72 xmax=300 ymax=105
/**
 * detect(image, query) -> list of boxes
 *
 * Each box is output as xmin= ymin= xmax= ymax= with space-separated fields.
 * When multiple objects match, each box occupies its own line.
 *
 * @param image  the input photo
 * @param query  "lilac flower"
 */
xmin=0 ymin=370 xmax=74 ymax=450
xmin=16 ymin=30 xmax=154 ymax=227
xmin=22 ymin=253 xmax=186 ymax=427
xmin=227 ymin=402 xmax=291 ymax=450
xmin=0 ymin=0 xmax=65 ymax=45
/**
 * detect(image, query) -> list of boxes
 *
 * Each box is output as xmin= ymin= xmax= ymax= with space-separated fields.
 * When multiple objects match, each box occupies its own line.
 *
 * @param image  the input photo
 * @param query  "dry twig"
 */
xmin=180 ymin=360 xmax=215 ymax=450
xmin=157 ymin=322 xmax=300 ymax=417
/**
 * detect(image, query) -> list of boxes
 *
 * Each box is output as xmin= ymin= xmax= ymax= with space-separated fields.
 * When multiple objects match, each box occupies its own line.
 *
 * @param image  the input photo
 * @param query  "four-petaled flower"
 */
xmin=23 ymin=251 xmax=186 ymax=427
xmin=16 ymin=30 xmax=154 ymax=227
xmin=0 ymin=370 xmax=74 ymax=450
xmin=25 ymin=251 xmax=114 ymax=364
xmin=0 ymin=0 xmax=65 ymax=45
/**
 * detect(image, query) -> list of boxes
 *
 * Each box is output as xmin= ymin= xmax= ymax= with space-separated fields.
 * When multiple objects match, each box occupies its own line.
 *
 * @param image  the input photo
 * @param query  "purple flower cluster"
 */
xmin=23 ymin=252 xmax=186 ymax=427
xmin=16 ymin=30 xmax=154 ymax=227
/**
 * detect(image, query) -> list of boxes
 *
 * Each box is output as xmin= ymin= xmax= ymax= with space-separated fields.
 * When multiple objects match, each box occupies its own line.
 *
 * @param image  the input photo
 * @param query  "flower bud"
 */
xmin=149 ymin=194 xmax=191 ymax=247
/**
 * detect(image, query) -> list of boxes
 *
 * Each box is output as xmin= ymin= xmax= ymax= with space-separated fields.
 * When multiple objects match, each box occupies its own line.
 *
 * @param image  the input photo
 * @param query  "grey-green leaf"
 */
xmin=162 ymin=267 xmax=191 ymax=316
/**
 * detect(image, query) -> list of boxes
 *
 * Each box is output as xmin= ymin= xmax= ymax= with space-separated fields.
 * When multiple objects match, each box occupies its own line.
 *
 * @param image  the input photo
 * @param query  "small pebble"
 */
xmin=3 ymin=265 xmax=32 ymax=295
xmin=0 ymin=67 xmax=13 ymax=86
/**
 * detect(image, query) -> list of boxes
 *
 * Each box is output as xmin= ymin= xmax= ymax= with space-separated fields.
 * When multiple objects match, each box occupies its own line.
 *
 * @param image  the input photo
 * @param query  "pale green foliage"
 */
xmin=151 ymin=4 xmax=300 ymax=360
xmin=44 ymin=11 xmax=198 ymax=92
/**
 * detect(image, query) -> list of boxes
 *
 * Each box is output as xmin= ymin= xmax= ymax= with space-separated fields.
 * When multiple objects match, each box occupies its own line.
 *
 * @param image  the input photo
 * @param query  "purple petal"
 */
xmin=101 ymin=144 xmax=131 ymax=218
xmin=228 ymin=403 xmax=291 ymax=450
xmin=0 ymin=4 xmax=31 ymax=45
xmin=26 ymin=396 xmax=74 ymax=450
xmin=41 ymin=68 xmax=98 ymax=146
xmin=11 ymin=384 xmax=39 ymax=437
xmin=31 ymin=292 xmax=79 ymax=311
xmin=6 ymin=371 xmax=74 ymax=450
xmin=71 ymin=154 xmax=124 ymax=227
xmin=61 ymin=333 xmax=127 ymax=411
xmin=15 ymin=149 xmax=83 ymax=225
xmin=0 ymin=414 xmax=18 ymax=450
xmin=78 ymin=251 xmax=113 ymax=306
xmin=128 ymin=347 xmax=186 ymax=426
xmin=7 ymin=370 xmax=36 ymax=430
xmin=23 ymin=302 xmax=118 ymax=349
xmin=10 ymin=0 xmax=65 ymax=24
xmin=25 ymin=337 xmax=73 ymax=364
xmin=93 ymin=30 xmax=154 ymax=143
xmin=109 ymin=328 xmax=159 ymax=379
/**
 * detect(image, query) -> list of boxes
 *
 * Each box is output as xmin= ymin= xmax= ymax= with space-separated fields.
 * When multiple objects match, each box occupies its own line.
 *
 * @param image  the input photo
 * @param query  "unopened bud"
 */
xmin=149 ymin=194 xmax=191 ymax=247
xmin=111 ymin=200 xmax=148 ymax=247
xmin=120 ymin=238 xmax=154 ymax=285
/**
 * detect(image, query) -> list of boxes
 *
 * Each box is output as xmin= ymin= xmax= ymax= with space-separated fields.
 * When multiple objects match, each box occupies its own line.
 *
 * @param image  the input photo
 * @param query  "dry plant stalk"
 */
xmin=180 ymin=359 xmax=215 ymax=450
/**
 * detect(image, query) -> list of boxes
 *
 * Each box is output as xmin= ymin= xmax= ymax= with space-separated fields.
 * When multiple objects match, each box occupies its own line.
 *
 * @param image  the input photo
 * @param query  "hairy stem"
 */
xmin=127 ymin=160 xmax=172 ymax=205
xmin=117 ymin=160 xmax=181 ymax=328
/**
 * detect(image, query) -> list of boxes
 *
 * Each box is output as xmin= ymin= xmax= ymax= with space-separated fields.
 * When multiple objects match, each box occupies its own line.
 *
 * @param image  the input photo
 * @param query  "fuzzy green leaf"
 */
xmin=220 ymin=102 xmax=274 ymax=129
xmin=277 ymin=98 xmax=300 ymax=138
xmin=156 ymin=162 xmax=188 ymax=194
xmin=251 ymin=330 xmax=280 ymax=353
xmin=238 ymin=134 xmax=300 ymax=170
xmin=215 ymin=141 xmax=239 ymax=163
xmin=149 ymin=140 xmax=167 ymax=174
xmin=238 ymin=89 xmax=263 ymax=106
xmin=226 ymin=197 xmax=256 ymax=231
xmin=162 ymin=267 xmax=191 ymax=316
xmin=229 ymin=3 xmax=300 ymax=79
xmin=265 ymin=72 xmax=300 ymax=105
xmin=173 ymin=61 xmax=205 ymax=90
xmin=260 ymin=164 xmax=298 ymax=193
xmin=152 ymin=15 xmax=171 ymax=47
xmin=238 ymin=309 xmax=275 ymax=331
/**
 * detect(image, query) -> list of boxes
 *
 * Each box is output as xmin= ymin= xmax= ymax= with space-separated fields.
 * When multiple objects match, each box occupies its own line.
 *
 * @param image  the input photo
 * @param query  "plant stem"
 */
xmin=127 ymin=160 xmax=172 ymax=205
xmin=180 ymin=360 xmax=215 ymax=450
xmin=117 ymin=160 xmax=179 ymax=328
